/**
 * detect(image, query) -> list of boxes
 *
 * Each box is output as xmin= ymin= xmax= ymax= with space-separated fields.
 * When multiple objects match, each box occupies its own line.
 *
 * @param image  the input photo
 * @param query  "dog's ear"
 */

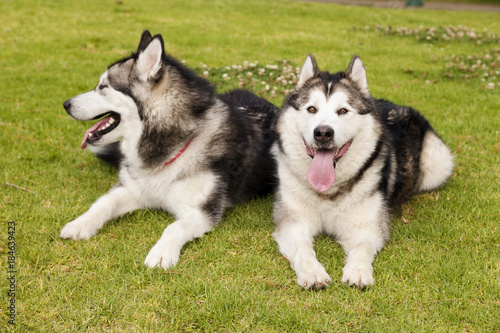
xmin=346 ymin=55 xmax=369 ymax=94
xmin=297 ymin=54 xmax=319 ymax=88
xmin=136 ymin=35 xmax=164 ymax=81
xmin=137 ymin=30 xmax=153 ymax=53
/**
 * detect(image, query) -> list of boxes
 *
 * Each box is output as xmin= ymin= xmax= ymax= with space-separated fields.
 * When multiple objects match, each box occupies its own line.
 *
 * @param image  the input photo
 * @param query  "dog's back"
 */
xmin=218 ymin=89 xmax=279 ymax=201
xmin=377 ymin=100 xmax=453 ymax=210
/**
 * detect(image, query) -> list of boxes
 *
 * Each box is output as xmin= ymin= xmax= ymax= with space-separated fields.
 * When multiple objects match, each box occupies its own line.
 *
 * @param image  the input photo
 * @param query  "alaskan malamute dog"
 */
xmin=272 ymin=55 xmax=453 ymax=288
xmin=61 ymin=31 xmax=278 ymax=269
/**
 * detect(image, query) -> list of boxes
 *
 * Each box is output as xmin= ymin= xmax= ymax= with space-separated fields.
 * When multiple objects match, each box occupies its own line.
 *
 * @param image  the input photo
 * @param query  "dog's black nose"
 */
xmin=314 ymin=126 xmax=334 ymax=143
xmin=63 ymin=99 xmax=71 ymax=111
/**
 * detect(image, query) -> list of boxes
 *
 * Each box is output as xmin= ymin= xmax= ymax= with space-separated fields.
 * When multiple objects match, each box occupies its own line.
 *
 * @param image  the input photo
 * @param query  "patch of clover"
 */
xmin=354 ymin=25 xmax=499 ymax=45
xmin=352 ymin=25 xmax=499 ymax=89
xmin=194 ymin=60 xmax=300 ymax=100
xmin=445 ymin=48 xmax=499 ymax=90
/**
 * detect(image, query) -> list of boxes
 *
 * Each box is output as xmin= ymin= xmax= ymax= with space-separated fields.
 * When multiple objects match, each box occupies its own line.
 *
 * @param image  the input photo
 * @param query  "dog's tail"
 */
xmin=418 ymin=130 xmax=454 ymax=192
xmin=88 ymin=142 xmax=123 ymax=168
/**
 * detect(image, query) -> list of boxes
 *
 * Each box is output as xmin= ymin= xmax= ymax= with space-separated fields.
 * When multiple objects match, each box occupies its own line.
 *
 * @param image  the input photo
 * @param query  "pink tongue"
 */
xmin=306 ymin=150 xmax=336 ymax=192
xmin=80 ymin=117 xmax=111 ymax=149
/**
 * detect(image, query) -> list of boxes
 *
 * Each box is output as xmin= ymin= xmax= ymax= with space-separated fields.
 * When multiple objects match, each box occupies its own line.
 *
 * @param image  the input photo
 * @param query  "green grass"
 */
xmin=1 ymin=0 xmax=499 ymax=331
xmin=425 ymin=0 xmax=500 ymax=4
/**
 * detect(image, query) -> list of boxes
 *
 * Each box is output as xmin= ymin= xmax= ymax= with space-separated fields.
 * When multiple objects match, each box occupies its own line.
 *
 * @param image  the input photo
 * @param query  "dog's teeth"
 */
xmin=88 ymin=133 xmax=93 ymax=137
xmin=105 ymin=123 xmax=110 ymax=128
xmin=109 ymin=118 xmax=115 ymax=124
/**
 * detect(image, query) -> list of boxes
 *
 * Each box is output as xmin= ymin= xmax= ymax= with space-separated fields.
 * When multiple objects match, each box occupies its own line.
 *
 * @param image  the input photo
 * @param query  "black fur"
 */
xmin=92 ymin=31 xmax=279 ymax=223
xmin=217 ymin=89 xmax=279 ymax=201
xmin=197 ymin=90 xmax=279 ymax=222
xmin=272 ymin=54 xmax=453 ymax=289
xmin=377 ymin=100 xmax=432 ymax=210
xmin=61 ymin=31 xmax=282 ymax=271
xmin=93 ymin=142 xmax=123 ymax=167
xmin=282 ymin=59 xmax=439 ymax=213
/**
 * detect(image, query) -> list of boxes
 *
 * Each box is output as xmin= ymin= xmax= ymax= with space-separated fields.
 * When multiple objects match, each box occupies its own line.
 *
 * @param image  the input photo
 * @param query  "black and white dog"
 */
xmin=61 ymin=31 xmax=278 ymax=269
xmin=272 ymin=55 xmax=453 ymax=288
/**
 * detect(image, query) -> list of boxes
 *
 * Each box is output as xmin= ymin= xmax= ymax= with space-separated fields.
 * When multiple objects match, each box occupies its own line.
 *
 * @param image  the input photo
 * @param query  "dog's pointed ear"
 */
xmin=136 ymin=34 xmax=164 ymax=81
xmin=137 ymin=30 xmax=153 ymax=53
xmin=297 ymin=54 xmax=319 ymax=88
xmin=346 ymin=55 xmax=369 ymax=94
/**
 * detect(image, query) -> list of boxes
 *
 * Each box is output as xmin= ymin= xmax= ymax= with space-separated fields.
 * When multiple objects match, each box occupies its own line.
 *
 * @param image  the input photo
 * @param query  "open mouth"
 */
xmin=80 ymin=112 xmax=121 ymax=149
xmin=304 ymin=140 xmax=352 ymax=165
xmin=304 ymin=139 xmax=352 ymax=192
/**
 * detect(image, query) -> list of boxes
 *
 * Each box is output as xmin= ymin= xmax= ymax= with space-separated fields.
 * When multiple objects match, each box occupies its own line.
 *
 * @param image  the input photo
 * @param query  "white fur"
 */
xmin=297 ymin=55 xmax=316 ymax=88
xmin=273 ymin=147 xmax=387 ymax=288
xmin=60 ymin=185 xmax=142 ymax=240
xmin=136 ymin=38 xmax=163 ymax=81
xmin=275 ymin=55 xmax=452 ymax=289
xmin=61 ymin=72 xmax=229 ymax=270
xmin=65 ymin=71 xmax=143 ymax=148
xmin=418 ymin=130 xmax=454 ymax=192
xmin=277 ymin=88 xmax=380 ymax=186
xmin=273 ymin=88 xmax=386 ymax=289
xmin=299 ymin=90 xmax=369 ymax=150
xmin=349 ymin=57 xmax=369 ymax=94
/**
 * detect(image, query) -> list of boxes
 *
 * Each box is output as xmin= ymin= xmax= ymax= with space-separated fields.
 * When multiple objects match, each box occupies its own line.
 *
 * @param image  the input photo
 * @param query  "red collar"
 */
xmin=164 ymin=139 xmax=192 ymax=166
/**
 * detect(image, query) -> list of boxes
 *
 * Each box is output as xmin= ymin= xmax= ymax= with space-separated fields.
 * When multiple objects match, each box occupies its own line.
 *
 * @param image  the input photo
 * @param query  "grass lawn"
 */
xmin=1 ymin=0 xmax=499 ymax=331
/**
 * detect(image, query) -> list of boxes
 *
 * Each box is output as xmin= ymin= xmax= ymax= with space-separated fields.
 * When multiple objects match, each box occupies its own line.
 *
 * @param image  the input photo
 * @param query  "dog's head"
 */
xmin=281 ymin=55 xmax=378 ymax=191
xmin=64 ymin=30 xmax=214 ymax=165
xmin=63 ymin=31 xmax=166 ymax=149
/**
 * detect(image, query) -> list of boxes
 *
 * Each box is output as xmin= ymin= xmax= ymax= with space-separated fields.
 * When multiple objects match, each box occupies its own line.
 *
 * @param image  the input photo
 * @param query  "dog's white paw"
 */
xmin=60 ymin=220 xmax=98 ymax=240
xmin=295 ymin=261 xmax=332 ymax=289
xmin=341 ymin=263 xmax=374 ymax=288
xmin=144 ymin=242 xmax=180 ymax=270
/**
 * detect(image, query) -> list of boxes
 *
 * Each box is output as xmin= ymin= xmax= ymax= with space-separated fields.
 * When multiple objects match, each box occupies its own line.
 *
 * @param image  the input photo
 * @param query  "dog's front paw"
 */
xmin=341 ymin=263 xmax=374 ymax=288
xmin=295 ymin=261 xmax=332 ymax=289
xmin=144 ymin=242 xmax=180 ymax=270
xmin=60 ymin=220 xmax=98 ymax=240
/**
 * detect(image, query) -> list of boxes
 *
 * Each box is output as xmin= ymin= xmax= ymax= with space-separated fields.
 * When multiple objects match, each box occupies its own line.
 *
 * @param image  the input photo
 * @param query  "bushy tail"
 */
xmin=418 ymin=130 xmax=454 ymax=192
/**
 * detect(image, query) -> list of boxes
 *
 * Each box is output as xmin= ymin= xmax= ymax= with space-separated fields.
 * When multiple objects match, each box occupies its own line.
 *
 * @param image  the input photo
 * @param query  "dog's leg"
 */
xmin=144 ymin=209 xmax=213 ymax=269
xmin=273 ymin=221 xmax=331 ymax=289
xmin=60 ymin=185 xmax=141 ymax=240
xmin=340 ymin=239 xmax=379 ymax=288
xmin=338 ymin=195 xmax=388 ymax=288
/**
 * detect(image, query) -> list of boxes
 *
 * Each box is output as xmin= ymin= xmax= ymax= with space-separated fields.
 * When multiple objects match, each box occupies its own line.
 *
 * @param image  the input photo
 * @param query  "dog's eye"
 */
xmin=307 ymin=106 xmax=317 ymax=114
xmin=337 ymin=108 xmax=349 ymax=115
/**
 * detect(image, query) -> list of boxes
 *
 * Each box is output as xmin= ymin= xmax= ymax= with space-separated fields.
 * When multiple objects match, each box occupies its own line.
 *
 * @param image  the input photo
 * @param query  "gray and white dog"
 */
xmin=272 ymin=54 xmax=453 ymax=288
xmin=61 ymin=31 xmax=278 ymax=269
